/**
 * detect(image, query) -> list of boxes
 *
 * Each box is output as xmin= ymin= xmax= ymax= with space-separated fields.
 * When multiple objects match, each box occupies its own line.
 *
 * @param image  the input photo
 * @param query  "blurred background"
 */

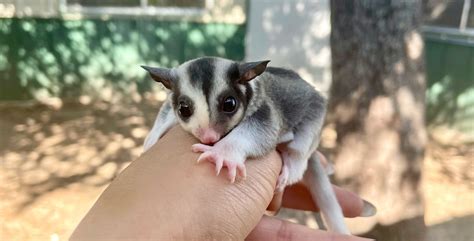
xmin=0 ymin=0 xmax=472 ymax=240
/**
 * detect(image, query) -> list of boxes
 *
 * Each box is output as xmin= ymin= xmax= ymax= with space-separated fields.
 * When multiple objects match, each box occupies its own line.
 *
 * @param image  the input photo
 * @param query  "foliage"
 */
xmin=0 ymin=17 xmax=245 ymax=100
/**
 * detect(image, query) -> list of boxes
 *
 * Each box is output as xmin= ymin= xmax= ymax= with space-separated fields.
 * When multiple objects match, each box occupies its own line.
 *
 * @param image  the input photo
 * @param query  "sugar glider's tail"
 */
xmin=303 ymin=152 xmax=351 ymax=234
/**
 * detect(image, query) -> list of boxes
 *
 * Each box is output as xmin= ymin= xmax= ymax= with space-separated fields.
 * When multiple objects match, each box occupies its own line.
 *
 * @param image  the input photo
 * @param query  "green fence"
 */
xmin=0 ymin=17 xmax=245 ymax=100
xmin=424 ymin=30 xmax=474 ymax=134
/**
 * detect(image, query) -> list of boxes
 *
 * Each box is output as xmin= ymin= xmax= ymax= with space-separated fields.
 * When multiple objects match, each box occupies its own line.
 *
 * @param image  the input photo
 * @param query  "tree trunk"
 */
xmin=329 ymin=1 xmax=426 ymax=240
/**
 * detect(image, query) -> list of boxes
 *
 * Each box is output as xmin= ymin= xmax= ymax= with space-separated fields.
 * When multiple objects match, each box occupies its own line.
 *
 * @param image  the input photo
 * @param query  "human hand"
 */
xmin=70 ymin=126 xmax=372 ymax=241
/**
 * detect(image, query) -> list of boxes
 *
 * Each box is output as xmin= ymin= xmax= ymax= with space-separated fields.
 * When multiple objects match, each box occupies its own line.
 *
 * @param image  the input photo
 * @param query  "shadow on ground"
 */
xmin=0 ymin=99 xmax=161 ymax=213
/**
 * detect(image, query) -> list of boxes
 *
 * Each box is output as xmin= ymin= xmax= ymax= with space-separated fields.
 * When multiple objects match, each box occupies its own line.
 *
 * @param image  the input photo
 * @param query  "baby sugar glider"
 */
xmin=142 ymin=57 xmax=351 ymax=234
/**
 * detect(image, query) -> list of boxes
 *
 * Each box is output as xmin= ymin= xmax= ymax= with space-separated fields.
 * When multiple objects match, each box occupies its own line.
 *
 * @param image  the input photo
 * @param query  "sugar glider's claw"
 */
xmin=237 ymin=163 xmax=247 ymax=179
xmin=215 ymin=158 xmax=224 ymax=176
xmin=227 ymin=162 xmax=237 ymax=183
xmin=224 ymin=161 xmax=247 ymax=183
xmin=197 ymin=152 xmax=214 ymax=163
xmin=198 ymin=151 xmax=225 ymax=175
xmin=192 ymin=143 xmax=212 ymax=153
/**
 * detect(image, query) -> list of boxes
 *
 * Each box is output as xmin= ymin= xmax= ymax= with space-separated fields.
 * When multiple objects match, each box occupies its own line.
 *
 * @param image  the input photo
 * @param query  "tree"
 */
xmin=328 ymin=1 xmax=426 ymax=240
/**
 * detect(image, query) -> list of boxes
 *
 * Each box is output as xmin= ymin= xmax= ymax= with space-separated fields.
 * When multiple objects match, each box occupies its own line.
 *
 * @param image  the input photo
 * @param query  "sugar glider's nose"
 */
xmin=196 ymin=128 xmax=220 ymax=144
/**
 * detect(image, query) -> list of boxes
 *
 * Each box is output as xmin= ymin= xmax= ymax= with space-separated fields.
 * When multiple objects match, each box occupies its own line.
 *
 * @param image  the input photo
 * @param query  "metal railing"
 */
xmin=60 ymin=0 xmax=212 ymax=18
xmin=0 ymin=0 xmax=214 ymax=18
xmin=423 ymin=26 xmax=474 ymax=46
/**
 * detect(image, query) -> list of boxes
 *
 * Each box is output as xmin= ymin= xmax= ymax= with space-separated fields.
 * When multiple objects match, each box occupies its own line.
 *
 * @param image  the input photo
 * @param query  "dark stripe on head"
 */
xmin=187 ymin=57 xmax=215 ymax=99
xmin=226 ymin=62 xmax=253 ymax=111
xmin=226 ymin=62 xmax=240 ymax=82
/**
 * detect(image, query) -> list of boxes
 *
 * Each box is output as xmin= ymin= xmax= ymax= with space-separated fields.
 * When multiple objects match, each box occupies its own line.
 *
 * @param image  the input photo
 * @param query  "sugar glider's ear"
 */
xmin=141 ymin=65 xmax=175 ymax=89
xmin=238 ymin=60 xmax=270 ymax=84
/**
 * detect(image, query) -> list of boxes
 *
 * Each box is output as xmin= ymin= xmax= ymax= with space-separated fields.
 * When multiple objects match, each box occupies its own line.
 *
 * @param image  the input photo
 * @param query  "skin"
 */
xmin=70 ymin=126 xmax=373 ymax=241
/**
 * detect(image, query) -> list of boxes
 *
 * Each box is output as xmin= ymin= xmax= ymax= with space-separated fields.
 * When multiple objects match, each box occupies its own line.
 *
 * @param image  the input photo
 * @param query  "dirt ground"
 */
xmin=0 ymin=100 xmax=472 ymax=241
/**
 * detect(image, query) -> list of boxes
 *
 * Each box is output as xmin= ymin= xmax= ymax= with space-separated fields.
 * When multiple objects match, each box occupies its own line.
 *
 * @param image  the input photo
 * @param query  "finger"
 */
xmin=246 ymin=215 xmax=373 ymax=241
xmin=282 ymin=183 xmax=365 ymax=218
xmin=267 ymin=191 xmax=283 ymax=213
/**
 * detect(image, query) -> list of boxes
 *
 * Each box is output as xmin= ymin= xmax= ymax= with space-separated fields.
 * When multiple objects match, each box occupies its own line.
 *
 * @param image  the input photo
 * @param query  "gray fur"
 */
xmin=249 ymin=102 xmax=271 ymax=124
xmin=221 ymin=102 xmax=280 ymax=159
xmin=261 ymin=68 xmax=326 ymax=132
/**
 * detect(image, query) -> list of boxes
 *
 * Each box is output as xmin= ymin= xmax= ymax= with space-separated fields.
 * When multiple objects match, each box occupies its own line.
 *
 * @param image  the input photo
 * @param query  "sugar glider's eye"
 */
xmin=221 ymin=96 xmax=238 ymax=113
xmin=178 ymin=101 xmax=193 ymax=118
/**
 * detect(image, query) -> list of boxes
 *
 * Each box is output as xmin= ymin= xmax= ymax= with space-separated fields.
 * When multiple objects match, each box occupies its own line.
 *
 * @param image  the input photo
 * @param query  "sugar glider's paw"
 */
xmin=192 ymin=143 xmax=246 ymax=183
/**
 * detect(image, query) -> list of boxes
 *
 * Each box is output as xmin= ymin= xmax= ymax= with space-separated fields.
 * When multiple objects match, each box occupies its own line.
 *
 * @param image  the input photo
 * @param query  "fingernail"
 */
xmin=360 ymin=199 xmax=377 ymax=217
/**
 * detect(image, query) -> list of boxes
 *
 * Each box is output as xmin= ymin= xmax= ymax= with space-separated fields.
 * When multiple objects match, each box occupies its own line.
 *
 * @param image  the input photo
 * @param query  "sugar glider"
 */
xmin=142 ymin=57 xmax=374 ymax=234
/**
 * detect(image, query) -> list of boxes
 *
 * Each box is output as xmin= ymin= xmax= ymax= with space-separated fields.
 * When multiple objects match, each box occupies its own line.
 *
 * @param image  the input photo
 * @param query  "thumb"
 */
xmin=149 ymin=126 xmax=283 ymax=240
xmin=150 ymin=126 xmax=283 ymax=240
